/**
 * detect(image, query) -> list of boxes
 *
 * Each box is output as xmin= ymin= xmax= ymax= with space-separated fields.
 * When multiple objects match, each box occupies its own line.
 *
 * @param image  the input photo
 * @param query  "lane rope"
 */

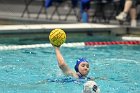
xmin=0 ymin=41 xmax=140 ymax=50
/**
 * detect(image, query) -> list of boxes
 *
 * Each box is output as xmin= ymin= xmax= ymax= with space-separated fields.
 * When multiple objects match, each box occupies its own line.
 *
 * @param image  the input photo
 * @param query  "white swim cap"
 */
xmin=82 ymin=81 xmax=100 ymax=93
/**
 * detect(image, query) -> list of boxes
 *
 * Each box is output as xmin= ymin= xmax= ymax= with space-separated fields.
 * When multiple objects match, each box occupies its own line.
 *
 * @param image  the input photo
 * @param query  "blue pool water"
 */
xmin=0 ymin=44 xmax=140 ymax=93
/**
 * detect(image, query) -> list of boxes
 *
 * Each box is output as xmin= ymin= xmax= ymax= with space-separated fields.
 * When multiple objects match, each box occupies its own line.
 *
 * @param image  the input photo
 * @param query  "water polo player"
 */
xmin=54 ymin=47 xmax=90 ymax=79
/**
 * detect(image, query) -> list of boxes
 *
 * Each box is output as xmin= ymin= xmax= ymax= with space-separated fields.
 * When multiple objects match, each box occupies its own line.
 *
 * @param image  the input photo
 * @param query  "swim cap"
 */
xmin=74 ymin=58 xmax=88 ymax=72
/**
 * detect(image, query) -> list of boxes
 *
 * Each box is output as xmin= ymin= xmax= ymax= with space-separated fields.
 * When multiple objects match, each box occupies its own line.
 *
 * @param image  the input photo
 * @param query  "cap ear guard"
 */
xmin=74 ymin=65 xmax=79 ymax=72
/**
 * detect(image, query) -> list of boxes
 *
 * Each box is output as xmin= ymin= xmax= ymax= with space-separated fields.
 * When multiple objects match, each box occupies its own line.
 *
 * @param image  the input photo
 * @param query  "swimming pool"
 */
xmin=0 ymin=37 xmax=140 ymax=93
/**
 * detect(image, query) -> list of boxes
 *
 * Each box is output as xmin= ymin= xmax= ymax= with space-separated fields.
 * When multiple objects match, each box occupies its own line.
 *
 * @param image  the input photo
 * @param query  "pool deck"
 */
xmin=0 ymin=23 xmax=138 ymax=33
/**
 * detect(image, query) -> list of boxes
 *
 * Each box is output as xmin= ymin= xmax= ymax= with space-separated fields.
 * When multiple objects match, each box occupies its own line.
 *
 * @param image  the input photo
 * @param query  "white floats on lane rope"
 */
xmin=0 ymin=42 xmax=85 ymax=50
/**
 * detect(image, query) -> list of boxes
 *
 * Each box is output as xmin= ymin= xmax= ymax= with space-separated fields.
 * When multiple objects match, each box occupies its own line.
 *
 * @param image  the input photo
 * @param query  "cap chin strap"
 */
xmin=77 ymin=72 xmax=86 ymax=78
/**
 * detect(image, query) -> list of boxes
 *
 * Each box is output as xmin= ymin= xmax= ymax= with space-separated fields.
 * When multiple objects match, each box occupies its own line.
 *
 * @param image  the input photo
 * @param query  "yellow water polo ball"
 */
xmin=49 ymin=28 xmax=66 ymax=47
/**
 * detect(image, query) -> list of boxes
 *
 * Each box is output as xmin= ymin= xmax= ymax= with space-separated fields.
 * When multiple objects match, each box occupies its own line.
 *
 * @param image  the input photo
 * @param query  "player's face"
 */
xmin=78 ymin=62 xmax=89 ymax=76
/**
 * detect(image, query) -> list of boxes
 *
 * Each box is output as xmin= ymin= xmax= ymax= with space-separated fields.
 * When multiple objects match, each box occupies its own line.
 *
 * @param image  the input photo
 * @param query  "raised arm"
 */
xmin=54 ymin=47 xmax=78 ymax=78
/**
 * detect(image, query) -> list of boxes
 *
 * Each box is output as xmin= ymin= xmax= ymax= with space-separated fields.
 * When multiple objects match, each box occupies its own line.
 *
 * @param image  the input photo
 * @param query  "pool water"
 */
xmin=0 ymin=44 xmax=140 ymax=93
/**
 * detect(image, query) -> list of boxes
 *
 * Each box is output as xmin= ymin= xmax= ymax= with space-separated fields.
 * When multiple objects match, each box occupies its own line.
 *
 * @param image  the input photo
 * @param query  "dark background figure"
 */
xmin=80 ymin=0 xmax=91 ymax=23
